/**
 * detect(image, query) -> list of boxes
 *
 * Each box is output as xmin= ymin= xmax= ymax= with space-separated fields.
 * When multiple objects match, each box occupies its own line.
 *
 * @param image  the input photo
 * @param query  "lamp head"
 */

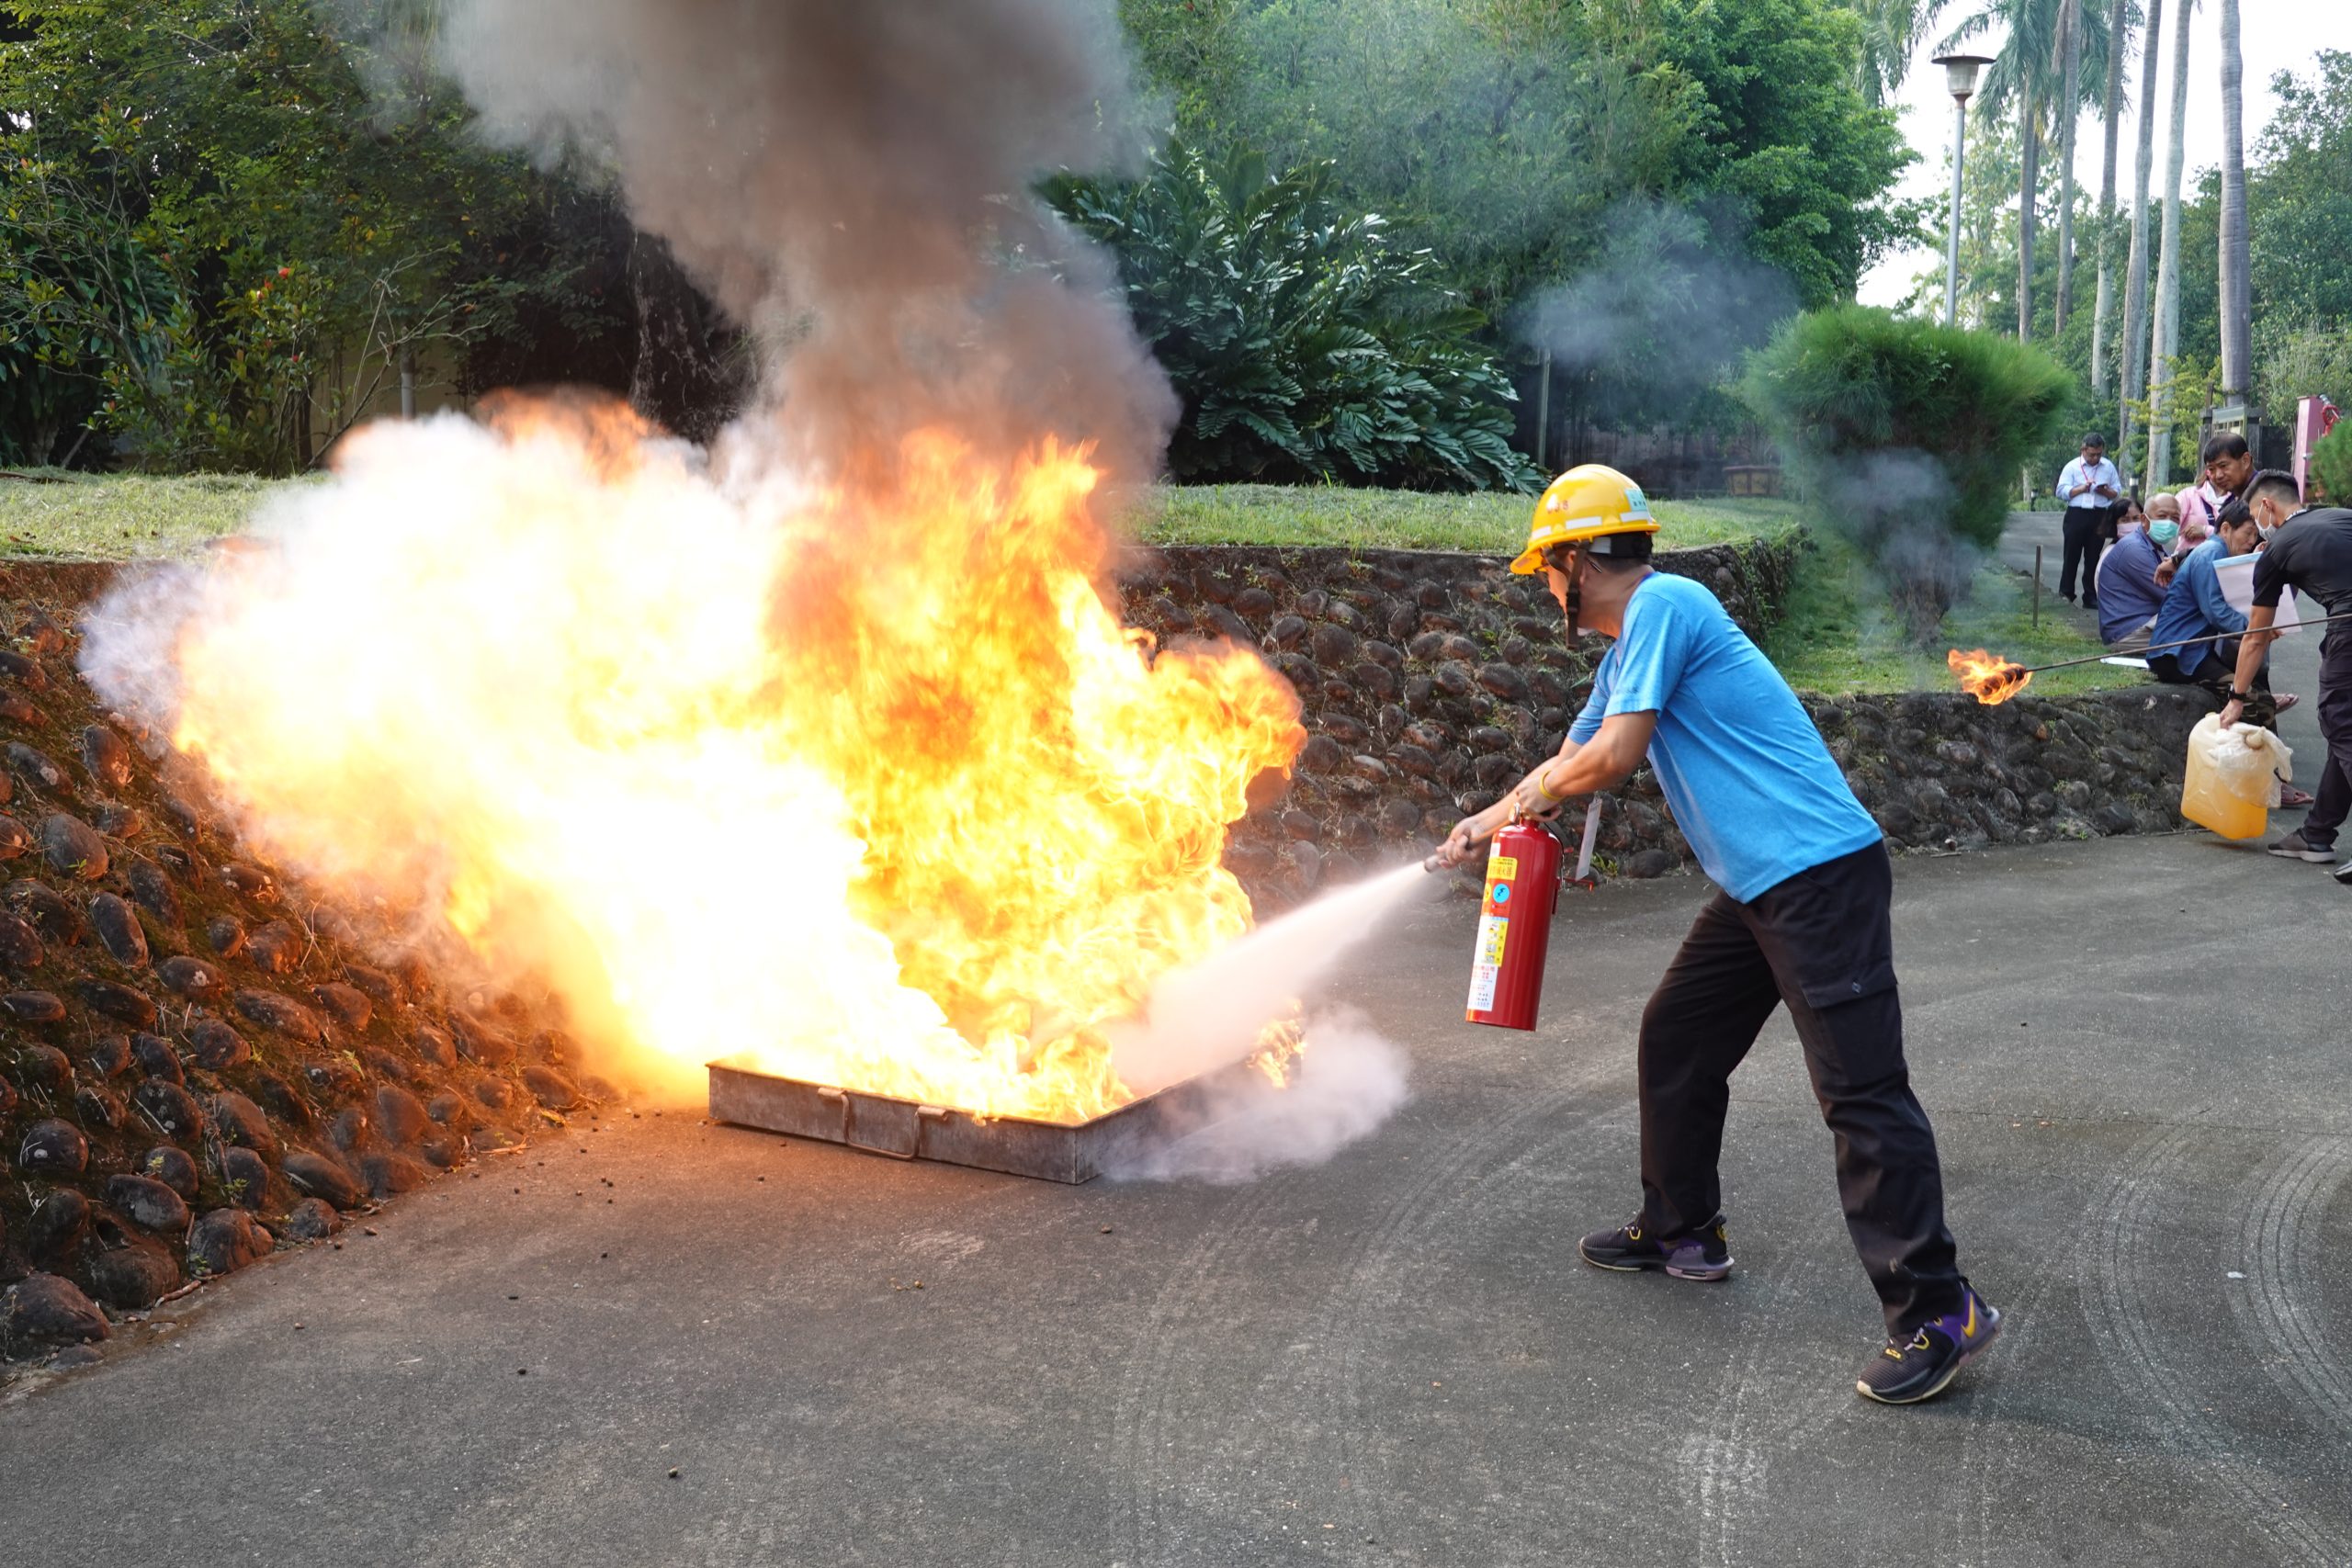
xmin=1932 ymin=53 xmax=1995 ymax=103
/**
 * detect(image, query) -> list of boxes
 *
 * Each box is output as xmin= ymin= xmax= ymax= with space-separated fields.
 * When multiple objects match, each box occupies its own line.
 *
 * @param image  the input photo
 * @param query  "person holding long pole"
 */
xmin=2219 ymin=469 xmax=2352 ymax=881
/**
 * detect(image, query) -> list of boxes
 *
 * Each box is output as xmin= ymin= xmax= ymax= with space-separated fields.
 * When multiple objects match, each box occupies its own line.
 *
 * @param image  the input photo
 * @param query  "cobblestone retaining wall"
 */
xmin=1114 ymin=538 xmax=2218 ymax=906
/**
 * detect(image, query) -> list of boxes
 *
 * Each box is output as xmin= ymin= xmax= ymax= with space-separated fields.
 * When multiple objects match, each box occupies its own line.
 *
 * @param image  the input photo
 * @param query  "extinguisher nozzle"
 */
xmin=1421 ymin=852 xmax=1447 ymax=874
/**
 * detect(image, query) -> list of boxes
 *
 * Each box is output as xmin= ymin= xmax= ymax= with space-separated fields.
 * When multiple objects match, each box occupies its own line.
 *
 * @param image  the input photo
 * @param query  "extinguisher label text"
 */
xmin=1487 ymin=855 xmax=1519 ymax=882
xmin=1468 ymin=915 xmax=1509 ymax=1011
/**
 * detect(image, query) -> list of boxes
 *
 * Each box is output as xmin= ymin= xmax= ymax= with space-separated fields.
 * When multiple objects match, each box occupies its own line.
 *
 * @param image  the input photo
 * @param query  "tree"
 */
xmin=2117 ymin=0 xmax=2163 ymax=466
xmin=2052 ymin=0 xmax=2081 ymax=332
xmin=2247 ymin=52 xmax=2352 ymax=335
xmin=1046 ymin=140 xmax=1541 ymax=491
xmin=2214 ymin=0 xmax=2251 ymax=409
xmin=1125 ymin=0 xmax=1912 ymax=316
xmin=1939 ymin=0 xmax=2114 ymax=342
xmin=0 ymin=0 xmax=615 ymax=472
xmin=1736 ymin=305 xmax=2072 ymax=638
xmin=2146 ymin=0 xmax=2195 ymax=484
xmin=2088 ymin=0 xmax=2132 ymax=393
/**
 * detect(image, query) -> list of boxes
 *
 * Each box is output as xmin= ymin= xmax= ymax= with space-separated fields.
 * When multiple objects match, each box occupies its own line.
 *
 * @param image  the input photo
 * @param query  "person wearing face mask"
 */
xmin=2220 ymin=470 xmax=2352 ymax=878
xmin=2096 ymin=501 xmax=2179 ymax=654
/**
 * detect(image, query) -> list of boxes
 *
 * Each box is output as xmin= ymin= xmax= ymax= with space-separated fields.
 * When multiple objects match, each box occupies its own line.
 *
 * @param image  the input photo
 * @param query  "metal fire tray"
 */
xmin=707 ymin=1056 xmax=1264 ymax=1183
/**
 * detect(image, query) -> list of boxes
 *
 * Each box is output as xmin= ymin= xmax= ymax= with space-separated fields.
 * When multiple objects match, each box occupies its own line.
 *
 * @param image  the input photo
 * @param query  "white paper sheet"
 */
xmin=2214 ymin=553 xmax=2301 ymax=637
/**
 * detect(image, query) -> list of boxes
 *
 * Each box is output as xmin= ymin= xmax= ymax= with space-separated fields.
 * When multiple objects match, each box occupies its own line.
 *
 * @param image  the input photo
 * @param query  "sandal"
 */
xmin=2279 ymin=785 xmax=2316 ymax=808
xmin=2276 ymin=694 xmax=2301 ymax=715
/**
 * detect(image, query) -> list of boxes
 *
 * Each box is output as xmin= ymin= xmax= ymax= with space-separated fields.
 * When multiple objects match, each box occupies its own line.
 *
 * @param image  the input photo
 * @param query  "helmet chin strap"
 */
xmin=1559 ymin=547 xmax=1585 ymax=639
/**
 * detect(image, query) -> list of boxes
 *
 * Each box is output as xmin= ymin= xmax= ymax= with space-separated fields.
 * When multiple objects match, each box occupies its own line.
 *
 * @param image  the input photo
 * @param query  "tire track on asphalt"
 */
xmin=1110 ymin=1172 xmax=1303 ymax=1566
xmin=1952 ymin=1246 xmax=2064 ymax=1567
xmin=2233 ymin=1136 xmax=2352 ymax=1435
xmin=1296 ymin=1049 xmax=1631 ymax=1554
xmin=2092 ymin=1122 xmax=2352 ymax=1566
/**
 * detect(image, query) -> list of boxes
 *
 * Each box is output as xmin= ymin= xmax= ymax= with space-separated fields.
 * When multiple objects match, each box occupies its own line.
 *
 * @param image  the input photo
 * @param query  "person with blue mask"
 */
xmin=2097 ymin=501 xmax=2177 ymax=653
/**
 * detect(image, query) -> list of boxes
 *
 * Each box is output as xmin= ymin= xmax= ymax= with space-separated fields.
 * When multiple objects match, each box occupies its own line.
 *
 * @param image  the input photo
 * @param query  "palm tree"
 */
xmin=2216 ymin=0 xmax=2251 ymax=409
xmin=2053 ymin=0 xmax=2081 ymax=333
xmin=2088 ymin=0 xmax=2132 ymax=393
xmin=1844 ymin=0 xmax=1953 ymax=103
xmin=1942 ymin=0 xmax=2063 ymax=338
xmin=2147 ymin=0 xmax=2196 ymax=484
xmin=2118 ymin=0 xmax=2163 ymax=462
xmin=1940 ymin=0 xmax=2117 ymax=340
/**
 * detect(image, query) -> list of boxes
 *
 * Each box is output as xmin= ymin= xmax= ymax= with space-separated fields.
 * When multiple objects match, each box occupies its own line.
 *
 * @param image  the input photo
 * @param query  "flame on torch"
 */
xmin=1947 ymin=648 xmax=2033 ymax=705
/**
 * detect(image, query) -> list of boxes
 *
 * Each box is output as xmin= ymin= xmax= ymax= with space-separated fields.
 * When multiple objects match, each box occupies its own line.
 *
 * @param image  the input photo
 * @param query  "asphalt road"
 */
xmin=7 ymin=520 xmax=2349 ymax=1565
xmin=5 ymin=817 xmax=2349 ymax=1567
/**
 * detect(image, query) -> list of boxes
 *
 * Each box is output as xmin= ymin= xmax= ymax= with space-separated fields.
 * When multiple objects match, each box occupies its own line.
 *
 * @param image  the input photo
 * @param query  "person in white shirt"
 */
xmin=2054 ymin=433 xmax=2124 ymax=610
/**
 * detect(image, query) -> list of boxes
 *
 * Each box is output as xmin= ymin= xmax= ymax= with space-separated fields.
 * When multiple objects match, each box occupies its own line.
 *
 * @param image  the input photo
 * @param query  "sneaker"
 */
xmin=2334 ymin=861 xmax=2352 ymax=887
xmin=1578 ymin=1212 xmax=1734 ymax=1281
xmin=1856 ymin=1285 xmax=2002 ymax=1405
xmin=2268 ymin=830 xmax=2338 ymax=863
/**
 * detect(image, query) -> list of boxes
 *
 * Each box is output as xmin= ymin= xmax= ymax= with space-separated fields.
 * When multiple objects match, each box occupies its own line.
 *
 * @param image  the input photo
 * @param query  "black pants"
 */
xmin=1635 ymin=841 xmax=1963 ymax=1335
xmin=2147 ymin=646 xmax=2268 ymax=693
xmin=2303 ymin=630 xmax=2352 ymax=850
xmin=2060 ymin=505 xmax=2114 ymax=604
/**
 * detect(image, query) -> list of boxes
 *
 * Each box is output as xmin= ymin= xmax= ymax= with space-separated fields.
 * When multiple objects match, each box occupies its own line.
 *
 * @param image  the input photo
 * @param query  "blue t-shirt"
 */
xmin=1568 ymin=573 xmax=1882 ymax=902
xmin=2146 ymin=536 xmax=2246 ymax=671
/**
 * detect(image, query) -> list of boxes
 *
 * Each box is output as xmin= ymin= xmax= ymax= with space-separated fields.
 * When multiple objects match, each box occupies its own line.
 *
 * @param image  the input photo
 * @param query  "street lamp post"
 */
xmin=1933 ymin=53 xmax=1995 ymax=328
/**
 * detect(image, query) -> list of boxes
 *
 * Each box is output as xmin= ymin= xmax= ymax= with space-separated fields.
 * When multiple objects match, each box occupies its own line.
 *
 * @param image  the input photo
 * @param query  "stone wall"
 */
xmin=0 ymin=563 xmax=592 ymax=1361
xmin=1114 ymin=538 xmax=2219 ymax=906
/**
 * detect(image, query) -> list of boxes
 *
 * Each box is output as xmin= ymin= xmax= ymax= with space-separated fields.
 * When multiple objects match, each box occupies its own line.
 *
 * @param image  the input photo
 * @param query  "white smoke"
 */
xmin=1109 ymin=1011 xmax=1409 ymax=1185
xmin=1105 ymin=861 xmax=1434 ymax=1179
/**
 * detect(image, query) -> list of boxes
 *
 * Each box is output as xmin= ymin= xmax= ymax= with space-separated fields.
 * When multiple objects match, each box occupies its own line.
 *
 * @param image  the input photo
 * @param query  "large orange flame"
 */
xmin=1947 ymin=648 xmax=2032 ymax=705
xmin=162 ymin=399 xmax=1303 ymax=1122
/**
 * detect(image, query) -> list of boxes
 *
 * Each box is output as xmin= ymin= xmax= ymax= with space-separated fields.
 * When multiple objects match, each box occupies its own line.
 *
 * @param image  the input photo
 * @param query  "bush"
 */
xmin=2312 ymin=420 xmax=2352 ymax=506
xmin=1046 ymin=139 xmax=1541 ymax=492
xmin=1735 ymin=306 xmax=2072 ymax=639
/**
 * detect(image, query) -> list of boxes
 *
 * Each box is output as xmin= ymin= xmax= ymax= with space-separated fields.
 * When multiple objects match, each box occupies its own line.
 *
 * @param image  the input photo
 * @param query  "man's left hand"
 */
xmin=1511 ymin=767 xmax=1566 ymax=820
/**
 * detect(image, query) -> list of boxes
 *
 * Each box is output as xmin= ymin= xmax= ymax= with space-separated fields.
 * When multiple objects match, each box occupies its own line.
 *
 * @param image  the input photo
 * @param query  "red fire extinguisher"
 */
xmin=1461 ymin=797 xmax=1599 ymax=1031
xmin=1465 ymin=815 xmax=1563 ymax=1030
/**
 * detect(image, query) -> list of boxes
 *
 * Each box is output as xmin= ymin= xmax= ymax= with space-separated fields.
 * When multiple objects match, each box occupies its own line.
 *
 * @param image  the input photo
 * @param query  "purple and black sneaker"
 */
xmin=1856 ymin=1283 xmax=2002 ymax=1405
xmin=1577 ymin=1212 xmax=1734 ymax=1281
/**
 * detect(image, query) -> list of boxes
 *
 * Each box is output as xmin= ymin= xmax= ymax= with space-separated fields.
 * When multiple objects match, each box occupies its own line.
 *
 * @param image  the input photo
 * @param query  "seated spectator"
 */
xmin=2097 ymin=506 xmax=2179 ymax=653
xmin=2146 ymin=501 xmax=2296 ymax=715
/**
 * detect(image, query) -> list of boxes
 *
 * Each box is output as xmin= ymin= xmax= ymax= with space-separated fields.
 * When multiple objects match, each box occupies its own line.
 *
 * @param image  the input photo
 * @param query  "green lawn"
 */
xmin=2 ymin=468 xmax=1798 ymax=562
xmin=1764 ymin=528 xmax=2142 ymax=697
xmin=1132 ymin=483 xmax=1800 ymax=552
xmin=0 ymin=469 xmax=315 ymax=559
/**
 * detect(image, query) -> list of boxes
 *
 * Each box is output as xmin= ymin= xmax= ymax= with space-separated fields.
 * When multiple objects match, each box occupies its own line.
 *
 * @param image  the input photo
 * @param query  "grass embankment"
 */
xmin=1135 ymin=483 xmax=1799 ymax=550
xmin=2 ymin=469 xmax=1799 ymax=561
xmin=0 ymin=469 xmax=316 ymax=559
xmin=1764 ymin=528 xmax=2139 ymax=697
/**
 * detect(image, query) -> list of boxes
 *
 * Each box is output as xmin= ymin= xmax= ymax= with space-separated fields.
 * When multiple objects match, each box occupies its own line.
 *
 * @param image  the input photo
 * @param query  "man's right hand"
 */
xmin=1433 ymin=811 xmax=1497 ymax=869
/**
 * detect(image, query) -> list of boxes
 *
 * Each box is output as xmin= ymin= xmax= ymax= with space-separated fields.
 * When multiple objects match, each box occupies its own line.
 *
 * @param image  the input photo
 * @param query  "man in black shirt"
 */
xmin=2220 ymin=469 xmax=2352 ymax=884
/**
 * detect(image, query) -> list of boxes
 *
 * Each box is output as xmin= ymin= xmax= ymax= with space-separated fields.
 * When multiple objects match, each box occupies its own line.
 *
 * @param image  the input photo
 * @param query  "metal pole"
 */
xmin=2031 ymin=544 xmax=2042 ymax=627
xmin=1946 ymin=94 xmax=1969 ymax=328
xmin=1534 ymin=344 xmax=1552 ymax=472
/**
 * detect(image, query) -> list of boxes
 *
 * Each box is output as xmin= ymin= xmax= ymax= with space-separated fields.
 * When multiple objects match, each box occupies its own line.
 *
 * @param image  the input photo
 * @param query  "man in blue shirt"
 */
xmin=2145 ymin=502 xmax=2285 ymax=705
xmin=2054 ymin=433 xmax=2124 ymax=609
xmin=2097 ymin=511 xmax=2177 ymax=652
xmin=1437 ymin=465 xmax=1996 ymax=1405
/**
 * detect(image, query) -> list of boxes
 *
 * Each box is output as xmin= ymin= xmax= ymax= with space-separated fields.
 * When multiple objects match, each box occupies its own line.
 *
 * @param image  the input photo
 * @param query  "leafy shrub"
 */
xmin=1046 ymin=140 xmax=1540 ymax=492
xmin=2312 ymin=420 xmax=2352 ymax=507
xmin=1736 ymin=305 xmax=2072 ymax=638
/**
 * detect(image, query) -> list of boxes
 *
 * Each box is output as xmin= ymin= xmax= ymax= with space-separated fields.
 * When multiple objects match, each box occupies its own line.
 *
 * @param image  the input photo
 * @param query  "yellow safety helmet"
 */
xmin=1510 ymin=463 xmax=1659 ymax=574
